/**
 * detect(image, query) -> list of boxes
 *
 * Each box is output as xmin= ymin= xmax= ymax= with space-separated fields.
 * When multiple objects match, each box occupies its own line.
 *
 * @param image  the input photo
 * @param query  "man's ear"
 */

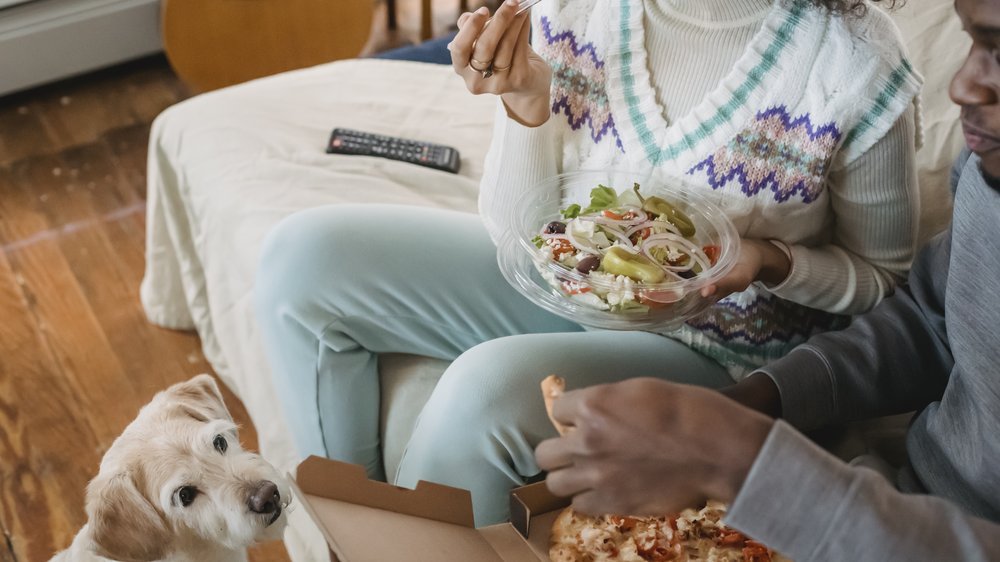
xmin=85 ymin=472 xmax=172 ymax=562
xmin=165 ymin=373 xmax=233 ymax=423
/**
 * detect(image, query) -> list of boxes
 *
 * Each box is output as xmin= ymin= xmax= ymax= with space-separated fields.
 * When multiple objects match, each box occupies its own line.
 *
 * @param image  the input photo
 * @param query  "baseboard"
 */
xmin=0 ymin=0 xmax=162 ymax=96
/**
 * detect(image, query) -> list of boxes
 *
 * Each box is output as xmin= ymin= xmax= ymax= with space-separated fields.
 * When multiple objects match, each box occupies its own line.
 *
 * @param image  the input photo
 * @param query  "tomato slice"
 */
xmin=703 ymin=245 xmax=721 ymax=266
xmin=639 ymin=289 xmax=683 ymax=304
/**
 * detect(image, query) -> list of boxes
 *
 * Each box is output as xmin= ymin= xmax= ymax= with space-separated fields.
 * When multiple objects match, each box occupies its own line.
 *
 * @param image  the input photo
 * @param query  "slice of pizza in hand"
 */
xmin=539 ymin=375 xmax=791 ymax=562
xmin=541 ymin=374 xmax=571 ymax=436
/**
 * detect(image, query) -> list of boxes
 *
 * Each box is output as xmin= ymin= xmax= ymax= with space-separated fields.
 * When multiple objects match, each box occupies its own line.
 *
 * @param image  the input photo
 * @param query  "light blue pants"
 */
xmin=254 ymin=205 xmax=731 ymax=525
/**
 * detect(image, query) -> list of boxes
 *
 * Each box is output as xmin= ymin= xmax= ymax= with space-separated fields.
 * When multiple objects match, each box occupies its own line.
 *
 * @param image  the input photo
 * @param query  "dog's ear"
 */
xmin=85 ymin=472 xmax=172 ymax=562
xmin=166 ymin=373 xmax=233 ymax=423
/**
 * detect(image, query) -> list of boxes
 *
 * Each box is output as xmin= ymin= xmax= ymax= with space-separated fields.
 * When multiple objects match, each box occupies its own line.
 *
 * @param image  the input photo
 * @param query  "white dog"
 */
xmin=51 ymin=374 xmax=291 ymax=562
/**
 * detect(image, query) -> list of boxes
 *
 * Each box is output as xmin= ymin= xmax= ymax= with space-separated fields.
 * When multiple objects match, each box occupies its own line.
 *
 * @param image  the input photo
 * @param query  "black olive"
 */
xmin=543 ymin=221 xmax=566 ymax=234
xmin=575 ymin=255 xmax=601 ymax=273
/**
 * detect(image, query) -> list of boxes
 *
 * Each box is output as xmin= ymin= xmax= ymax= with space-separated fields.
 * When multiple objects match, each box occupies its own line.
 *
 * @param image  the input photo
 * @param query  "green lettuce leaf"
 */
xmin=581 ymin=185 xmax=618 ymax=215
xmin=560 ymin=204 xmax=581 ymax=219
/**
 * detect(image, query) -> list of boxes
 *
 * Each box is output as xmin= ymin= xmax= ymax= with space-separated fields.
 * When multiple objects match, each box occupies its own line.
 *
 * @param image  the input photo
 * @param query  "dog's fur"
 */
xmin=51 ymin=375 xmax=291 ymax=562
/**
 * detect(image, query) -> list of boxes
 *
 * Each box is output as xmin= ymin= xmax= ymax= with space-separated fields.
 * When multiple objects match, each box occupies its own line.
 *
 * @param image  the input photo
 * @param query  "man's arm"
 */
xmin=725 ymin=154 xmax=968 ymax=427
xmin=726 ymin=421 xmax=1000 ymax=561
xmin=737 ymin=225 xmax=954 ymax=430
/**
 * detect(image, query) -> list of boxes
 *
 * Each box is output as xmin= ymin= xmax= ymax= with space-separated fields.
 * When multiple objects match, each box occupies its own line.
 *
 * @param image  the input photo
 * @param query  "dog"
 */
xmin=51 ymin=374 xmax=291 ymax=562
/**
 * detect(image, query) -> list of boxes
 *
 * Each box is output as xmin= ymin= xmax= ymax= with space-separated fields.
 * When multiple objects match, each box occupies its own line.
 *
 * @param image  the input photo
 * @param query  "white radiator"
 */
xmin=0 ymin=0 xmax=162 ymax=96
xmin=0 ymin=0 xmax=33 ymax=9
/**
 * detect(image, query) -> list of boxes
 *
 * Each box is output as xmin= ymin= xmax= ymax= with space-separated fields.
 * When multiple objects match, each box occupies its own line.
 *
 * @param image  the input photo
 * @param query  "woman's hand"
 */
xmin=700 ymin=239 xmax=791 ymax=300
xmin=449 ymin=0 xmax=553 ymax=126
xmin=534 ymin=378 xmax=774 ymax=516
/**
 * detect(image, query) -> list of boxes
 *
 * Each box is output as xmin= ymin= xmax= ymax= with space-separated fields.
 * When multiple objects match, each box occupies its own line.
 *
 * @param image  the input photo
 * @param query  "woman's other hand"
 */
xmin=449 ymin=0 xmax=553 ymax=126
xmin=700 ymin=239 xmax=791 ymax=300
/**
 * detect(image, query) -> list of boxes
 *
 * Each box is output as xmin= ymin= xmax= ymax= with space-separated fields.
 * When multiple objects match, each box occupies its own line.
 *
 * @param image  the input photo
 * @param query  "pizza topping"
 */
xmin=548 ymin=506 xmax=788 ymax=562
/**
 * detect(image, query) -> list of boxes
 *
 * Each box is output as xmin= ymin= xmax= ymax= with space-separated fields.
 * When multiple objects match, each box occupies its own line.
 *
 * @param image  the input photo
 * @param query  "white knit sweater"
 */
xmin=480 ymin=0 xmax=923 ymax=377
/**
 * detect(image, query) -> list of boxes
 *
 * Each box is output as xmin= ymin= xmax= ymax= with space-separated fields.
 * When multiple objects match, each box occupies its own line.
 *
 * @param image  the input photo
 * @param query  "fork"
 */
xmin=484 ymin=0 xmax=546 ymax=26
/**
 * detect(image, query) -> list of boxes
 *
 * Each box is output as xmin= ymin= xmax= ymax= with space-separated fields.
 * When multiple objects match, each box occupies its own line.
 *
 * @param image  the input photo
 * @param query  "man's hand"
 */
xmin=534 ymin=378 xmax=774 ymax=517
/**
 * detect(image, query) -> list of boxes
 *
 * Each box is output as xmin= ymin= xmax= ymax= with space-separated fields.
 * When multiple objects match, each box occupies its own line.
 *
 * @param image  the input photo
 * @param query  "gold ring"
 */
xmin=469 ymin=57 xmax=493 ymax=72
xmin=492 ymin=63 xmax=511 ymax=72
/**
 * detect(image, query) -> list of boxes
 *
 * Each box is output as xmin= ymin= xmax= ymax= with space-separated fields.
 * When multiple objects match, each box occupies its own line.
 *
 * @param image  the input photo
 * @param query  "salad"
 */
xmin=532 ymin=183 xmax=721 ymax=313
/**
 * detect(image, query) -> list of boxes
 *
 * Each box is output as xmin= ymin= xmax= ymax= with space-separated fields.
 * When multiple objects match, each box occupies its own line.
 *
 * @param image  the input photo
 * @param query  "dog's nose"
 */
xmin=249 ymin=481 xmax=280 ymax=514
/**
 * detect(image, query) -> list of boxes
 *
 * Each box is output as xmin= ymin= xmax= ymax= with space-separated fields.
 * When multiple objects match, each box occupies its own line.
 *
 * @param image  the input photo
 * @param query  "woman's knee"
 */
xmin=413 ymin=337 xmax=551 ymax=435
xmin=254 ymin=206 xmax=367 ymax=322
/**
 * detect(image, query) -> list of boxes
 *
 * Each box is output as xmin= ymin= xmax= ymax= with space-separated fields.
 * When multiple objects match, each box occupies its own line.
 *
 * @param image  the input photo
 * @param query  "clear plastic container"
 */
xmin=497 ymin=169 xmax=740 ymax=331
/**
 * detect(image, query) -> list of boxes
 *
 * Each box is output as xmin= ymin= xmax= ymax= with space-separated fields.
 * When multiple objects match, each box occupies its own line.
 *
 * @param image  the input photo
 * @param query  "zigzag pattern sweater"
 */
xmin=480 ymin=0 xmax=923 ymax=377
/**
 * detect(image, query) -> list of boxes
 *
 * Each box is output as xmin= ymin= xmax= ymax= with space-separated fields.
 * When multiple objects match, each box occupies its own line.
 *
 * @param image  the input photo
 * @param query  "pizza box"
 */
xmin=290 ymin=455 xmax=571 ymax=562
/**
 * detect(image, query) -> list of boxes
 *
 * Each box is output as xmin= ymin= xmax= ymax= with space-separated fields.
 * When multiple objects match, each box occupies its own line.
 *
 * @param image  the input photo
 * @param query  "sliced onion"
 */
xmin=596 ymin=225 xmax=635 ymax=251
xmin=577 ymin=206 xmax=649 ymax=228
xmin=565 ymin=230 xmax=603 ymax=255
xmin=641 ymin=234 xmax=713 ymax=274
xmin=626 ymin=219 xmax=682 ymax=238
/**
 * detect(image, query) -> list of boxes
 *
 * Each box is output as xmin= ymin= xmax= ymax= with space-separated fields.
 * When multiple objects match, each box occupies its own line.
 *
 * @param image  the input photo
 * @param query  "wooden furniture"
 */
xmin=162 ymin=0 xmax=375 ymax=92
xmin=386 ymin=0 xmax=446 ymax=41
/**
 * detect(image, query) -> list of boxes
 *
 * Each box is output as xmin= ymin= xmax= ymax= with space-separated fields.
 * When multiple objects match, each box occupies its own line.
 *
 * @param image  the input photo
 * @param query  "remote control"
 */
xmin=326 ymin=128 xmax=461 ymax=174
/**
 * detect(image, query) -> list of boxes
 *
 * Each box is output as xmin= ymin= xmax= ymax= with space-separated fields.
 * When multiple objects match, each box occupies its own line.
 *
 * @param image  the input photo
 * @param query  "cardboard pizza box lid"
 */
xmin=509 ymin=481 xmax=572 ymax=559
xmin=291 ymin=456 xmax=570 ymax=562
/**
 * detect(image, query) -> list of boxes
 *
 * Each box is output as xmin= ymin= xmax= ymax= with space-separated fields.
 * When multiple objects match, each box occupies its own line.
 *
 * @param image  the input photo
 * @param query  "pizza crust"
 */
xmin=541 ymin=374 xmax=571 ymax=436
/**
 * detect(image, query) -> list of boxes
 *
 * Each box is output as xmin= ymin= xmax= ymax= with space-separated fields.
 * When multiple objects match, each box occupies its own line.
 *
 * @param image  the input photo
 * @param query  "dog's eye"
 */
xmin=176 ymin=486 xmax=198 ymax=507
xmin=213 ymin=434 xmax=228 ymax=454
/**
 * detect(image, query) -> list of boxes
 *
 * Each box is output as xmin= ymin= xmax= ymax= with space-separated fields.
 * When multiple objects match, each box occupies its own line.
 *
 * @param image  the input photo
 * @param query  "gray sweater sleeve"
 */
xmin=753 ymin=223 xmax=953 ymax=430
xmin=754 ymin=152 xmax=970 ymax=430
xmin=725 ymin=421 xmax=1000 ymax=561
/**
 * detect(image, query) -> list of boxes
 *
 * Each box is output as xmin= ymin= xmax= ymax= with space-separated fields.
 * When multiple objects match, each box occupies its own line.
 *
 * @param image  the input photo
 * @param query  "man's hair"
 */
xmin=813 ymin=0 xmax=901 ymax=15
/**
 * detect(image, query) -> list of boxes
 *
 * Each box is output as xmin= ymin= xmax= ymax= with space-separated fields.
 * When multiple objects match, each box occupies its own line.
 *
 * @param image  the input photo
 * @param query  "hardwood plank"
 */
xmin=59 ymin=141 xmax=138 ymax=217
xmin=30 ymin=70 xmax=137 ymax=153
xmin=0 ymin=535 xmax=15 ymax=562
xmin=249 ymin=540 xmax=292 ymax=562
xmin=0 ymin=100 xmax=53 ymax=167
xmin=5 ymin=240 xmax=138 ymax=439
xmin=58 ymin=220 xmax=180 ymax=395
xmin=121 ymin=62 xmax=190 ymax=124
xmin=0 ymin=249 xmax=100 ymax=561
xmin=104 ymin=124 xmax=153 ymax=203
xmin=0 ymin=162 xmax=52 ymax=246
xmin=5 ymin=153 xmax=93 ymax=234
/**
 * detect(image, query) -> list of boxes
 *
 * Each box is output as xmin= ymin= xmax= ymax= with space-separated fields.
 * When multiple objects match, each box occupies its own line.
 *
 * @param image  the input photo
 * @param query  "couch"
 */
xmin=140 ymin=3 xmax=968 ymax=560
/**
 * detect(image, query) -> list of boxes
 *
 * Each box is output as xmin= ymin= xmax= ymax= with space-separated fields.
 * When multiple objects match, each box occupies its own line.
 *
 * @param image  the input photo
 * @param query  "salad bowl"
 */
xmin=497 ymin=169 xmax=740 ymax=331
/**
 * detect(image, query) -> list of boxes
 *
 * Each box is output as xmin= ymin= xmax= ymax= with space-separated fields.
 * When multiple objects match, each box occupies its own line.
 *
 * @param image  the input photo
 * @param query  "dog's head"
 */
xmin=84 ymin=374 xmax=291 ymax=561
